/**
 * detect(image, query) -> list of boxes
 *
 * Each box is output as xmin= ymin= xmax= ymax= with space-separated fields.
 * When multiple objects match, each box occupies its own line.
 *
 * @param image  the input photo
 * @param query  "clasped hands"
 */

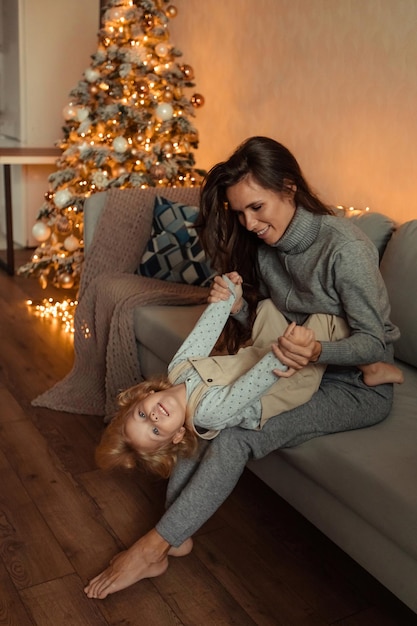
xmin=208 ymin=272 xmax=322 ymax=376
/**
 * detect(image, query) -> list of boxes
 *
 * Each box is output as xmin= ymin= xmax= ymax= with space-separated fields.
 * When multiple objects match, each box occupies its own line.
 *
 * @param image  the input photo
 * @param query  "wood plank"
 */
xmin=85 ymin=578 xmax=184 ymax=626
xmin=31 ymin=409 xmax=102 ymax=476
xmin=0 ymin=419 xmax=122 ymax=583
xmin=335 ymin=606 xmax=417 ymax=626
xmin=219 ymin=469 xmax=369 ymax=622
xmin=80 ymin=468 xmax=166 ymax=548
xmin=0 ymin=382 xmax=29 ymax=423
xmin=20 ymin=575 xmax=108 ymax=626
xmin=0 ymin=560 xmax=34 ymax=625
xmin=0 ymin=447 xmax=73 ymax=589
xmin=193 ymin=525 xmax=326 ymax=626
xmin=153 ymin=551 xmax=259 ymax=625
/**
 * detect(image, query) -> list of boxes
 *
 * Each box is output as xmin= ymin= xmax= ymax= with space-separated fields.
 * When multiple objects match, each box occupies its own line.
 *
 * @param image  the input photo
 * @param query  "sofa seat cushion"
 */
xmin=277 ymin=361 xmax=417 ymax=561
xmin=134 ymin=304 xmax=207 ymax=366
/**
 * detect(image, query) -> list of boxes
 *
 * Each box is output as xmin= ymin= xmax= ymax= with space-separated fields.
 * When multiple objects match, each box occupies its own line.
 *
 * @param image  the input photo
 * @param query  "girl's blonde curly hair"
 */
xmin=95 ymin=377 xmax=198 ymax=479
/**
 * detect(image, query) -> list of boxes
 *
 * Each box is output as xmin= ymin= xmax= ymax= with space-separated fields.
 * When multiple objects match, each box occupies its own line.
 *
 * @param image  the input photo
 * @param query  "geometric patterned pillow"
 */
xmin=138 ymin=196 xmax=216 ymax=287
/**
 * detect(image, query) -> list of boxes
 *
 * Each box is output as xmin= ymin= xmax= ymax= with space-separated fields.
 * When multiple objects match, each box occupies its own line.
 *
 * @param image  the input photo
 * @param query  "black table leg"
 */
xmin=0 ymin=163 xmax=15 ymax=275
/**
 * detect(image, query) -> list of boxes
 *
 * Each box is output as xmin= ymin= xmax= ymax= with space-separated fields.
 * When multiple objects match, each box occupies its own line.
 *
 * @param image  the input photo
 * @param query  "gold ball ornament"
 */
xmin=142 ymin=13 xmax=154 ymax=29
xmin=163 ymin=88 xmax=174 ymax=103
xmin=55 ymin=216 xmax=72 ymax=234
xmin=62 ymin=103 xmax=77 ymax=120
xmin=137 ymin=80 xmax=149 ymax=94
xmin=181 ymin=65 xmax=195 ymax=80
xmin=58 ymin=273 xmax=75 ymax=289
xmin=191 ymin=93 xmax=205 ymax=108
xmin=150 ymin=164 xmax=166 ymax=179
xmin=162 ymin=141 xmax=174 ymax=154
xmin=147 ymin=58 xmax=158 ymax=70
xmin=166 ymin=5 xmax=178 ymax=18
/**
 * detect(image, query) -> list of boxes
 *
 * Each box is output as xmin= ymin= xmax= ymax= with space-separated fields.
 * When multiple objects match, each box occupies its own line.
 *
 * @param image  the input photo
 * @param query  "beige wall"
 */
xmin=170 ymin=0 xmax=417 ymax=224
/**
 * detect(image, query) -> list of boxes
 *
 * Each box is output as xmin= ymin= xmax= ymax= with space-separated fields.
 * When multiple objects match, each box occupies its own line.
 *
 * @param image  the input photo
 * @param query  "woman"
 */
xmin=84 ymin=136 xmax=400 ymax=599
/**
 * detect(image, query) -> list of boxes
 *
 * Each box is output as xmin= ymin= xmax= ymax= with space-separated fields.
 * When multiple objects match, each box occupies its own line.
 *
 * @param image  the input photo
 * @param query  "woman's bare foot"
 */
xmin=168 ymin=537 xmax=193 ymax=557
xmin=360 ymin=362 xmax=404 ymax=387
xmin=84 ymin=528 xmax=170 ymax=599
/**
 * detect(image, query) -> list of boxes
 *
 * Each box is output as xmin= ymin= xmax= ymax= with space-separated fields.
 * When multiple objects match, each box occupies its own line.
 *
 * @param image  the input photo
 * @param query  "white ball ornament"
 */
xmin=63 ymin=234 xmax=80 ymax=252
xmin=54 ymin=188 xmax=72 ymax=209
xmin=155 ymin=42 xmax=170 ymax=58
xmin=32 ymin=221 xmax=51 ymax=242
xmin=106 ymin=7 xmax=125 ymax=21
xmin=76 ymin=107 xmax=90 ymax=122
xmin=113 ymin=136 xmax=129 ymax=153
xmin=85 ymin=68 xmax=100 ymax=83
xmin=79 ymin=141 xmax=90 ymax=154
xmin=155 ymin=102 xmax=174 ymax=121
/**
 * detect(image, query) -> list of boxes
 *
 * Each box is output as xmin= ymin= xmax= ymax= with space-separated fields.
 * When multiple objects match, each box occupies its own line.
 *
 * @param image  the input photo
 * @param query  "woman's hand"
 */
xmin=272 ymin=322 xmax=322 ymax=374
xmin=208 ymin=272 xmax=243 ymax=314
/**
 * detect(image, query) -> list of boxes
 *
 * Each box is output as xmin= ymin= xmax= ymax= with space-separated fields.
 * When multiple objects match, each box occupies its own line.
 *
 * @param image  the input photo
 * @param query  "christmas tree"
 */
xmin=18 ymin=0 xmax=205 ymax=291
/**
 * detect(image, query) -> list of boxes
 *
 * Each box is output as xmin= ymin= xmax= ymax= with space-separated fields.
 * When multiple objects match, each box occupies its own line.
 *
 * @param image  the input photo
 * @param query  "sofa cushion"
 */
xmin=139 ymin=196 xmax=216 ymax=287
xmin=350 ymin=211 xmax=396 ymax=259
xmin=379 ymin=220 xmax=417 ymax=367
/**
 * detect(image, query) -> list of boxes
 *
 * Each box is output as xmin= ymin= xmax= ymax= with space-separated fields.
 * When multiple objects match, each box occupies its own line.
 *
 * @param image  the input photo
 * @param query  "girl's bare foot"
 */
xmin=361 ymin=362 xmax=404 ymax=387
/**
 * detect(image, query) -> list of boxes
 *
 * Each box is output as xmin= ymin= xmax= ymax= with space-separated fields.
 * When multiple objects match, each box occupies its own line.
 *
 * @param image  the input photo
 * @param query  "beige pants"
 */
xmin=184 ymin=299 xmax=349 ymax=431
xmin=252 ymin=300 xmax=349 ymax=427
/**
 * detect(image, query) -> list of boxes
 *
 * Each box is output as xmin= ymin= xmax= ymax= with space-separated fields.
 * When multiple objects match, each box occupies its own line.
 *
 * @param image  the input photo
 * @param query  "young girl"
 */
xmin=96 ymin=273 xmax=401 ymax=479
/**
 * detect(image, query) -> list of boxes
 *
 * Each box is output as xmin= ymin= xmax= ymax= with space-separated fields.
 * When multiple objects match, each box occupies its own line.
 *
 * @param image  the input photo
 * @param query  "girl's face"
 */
xmin=124 ymin=387 xmax=186 ymax=452
xmin=226 ymin=174 xmax=296 ymax=245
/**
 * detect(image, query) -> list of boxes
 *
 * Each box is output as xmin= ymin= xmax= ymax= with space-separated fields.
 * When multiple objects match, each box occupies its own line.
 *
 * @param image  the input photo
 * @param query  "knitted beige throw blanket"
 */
xmin=32 ymin=186 xmax=209 ymax=421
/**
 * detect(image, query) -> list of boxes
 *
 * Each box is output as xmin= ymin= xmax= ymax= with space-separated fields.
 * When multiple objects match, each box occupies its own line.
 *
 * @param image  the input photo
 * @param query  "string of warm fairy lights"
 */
xmin=337 ymin=205 xmax=370 ymax=217
xmin=26 ymin=297 xmax=78 ymax=335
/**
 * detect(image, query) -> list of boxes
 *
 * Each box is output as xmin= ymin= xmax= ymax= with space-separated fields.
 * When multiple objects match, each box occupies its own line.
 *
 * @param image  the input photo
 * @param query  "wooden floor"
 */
xmin=0 ymin=249 xmax=416 ymax=626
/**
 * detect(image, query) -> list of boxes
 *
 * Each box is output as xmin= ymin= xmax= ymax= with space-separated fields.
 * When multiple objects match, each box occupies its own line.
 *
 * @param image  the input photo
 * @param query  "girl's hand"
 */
xmin=208 ymin=272 xmax=243 ymax=313
xmin=272 ymin=322 xmax=322 ymax=372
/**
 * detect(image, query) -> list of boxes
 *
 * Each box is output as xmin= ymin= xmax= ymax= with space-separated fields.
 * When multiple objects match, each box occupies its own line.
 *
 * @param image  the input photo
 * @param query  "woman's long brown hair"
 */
xmin=196 ymin=136 xmax=333 ymax=353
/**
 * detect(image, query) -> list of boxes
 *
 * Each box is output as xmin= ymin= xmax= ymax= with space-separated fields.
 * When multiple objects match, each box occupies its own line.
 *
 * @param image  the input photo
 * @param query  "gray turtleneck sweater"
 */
xmin=238 ymin=206 xmax=399 ymax=366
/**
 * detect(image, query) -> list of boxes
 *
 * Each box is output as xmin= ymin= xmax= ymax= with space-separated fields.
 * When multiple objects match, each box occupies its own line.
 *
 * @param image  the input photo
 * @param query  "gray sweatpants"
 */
xmin=155 ymin=368 xmax=393 ymax=547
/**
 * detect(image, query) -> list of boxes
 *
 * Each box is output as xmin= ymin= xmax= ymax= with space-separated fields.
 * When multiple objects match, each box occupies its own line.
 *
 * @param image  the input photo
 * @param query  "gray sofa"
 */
xmin=84 ymin=190 xmax=417 ymax=613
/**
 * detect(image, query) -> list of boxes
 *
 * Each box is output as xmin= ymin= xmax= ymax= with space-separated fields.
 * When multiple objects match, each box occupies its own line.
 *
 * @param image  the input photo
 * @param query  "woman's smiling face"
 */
xmin=226 ymin=174 xmax=296 ymax=245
